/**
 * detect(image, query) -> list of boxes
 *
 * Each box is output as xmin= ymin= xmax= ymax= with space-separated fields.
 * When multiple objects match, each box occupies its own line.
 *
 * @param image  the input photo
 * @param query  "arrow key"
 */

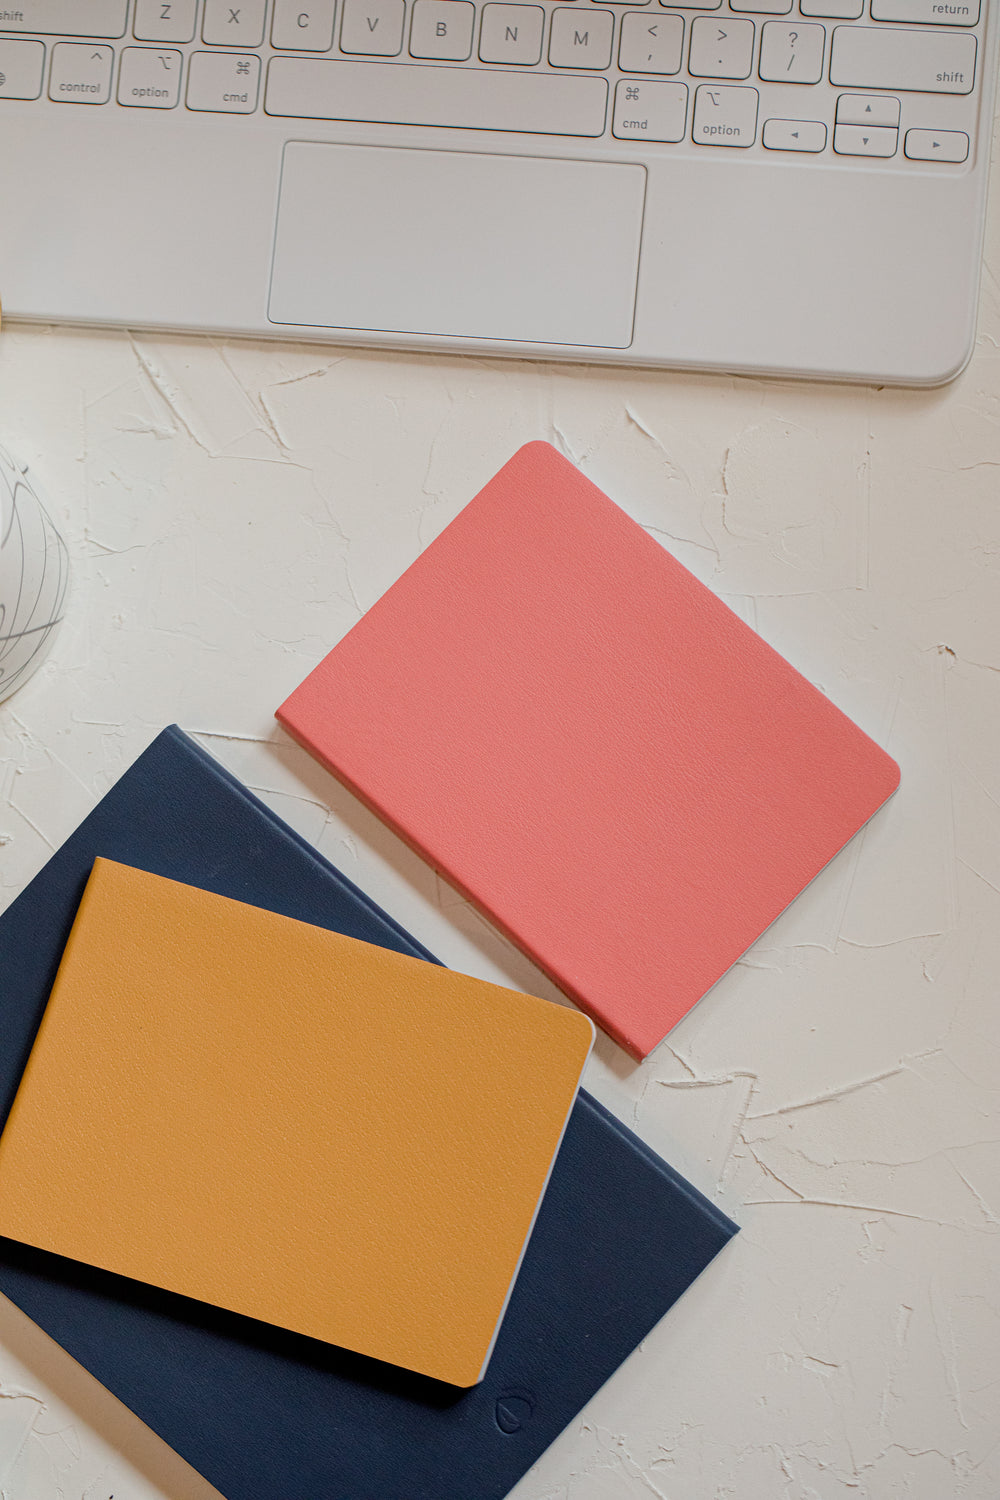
xmin=904 ymin=128 xmax=969 ymax=163
xmin=762 ymin=117 xmax=827 ymax=152
xmin=835 ymin=92 xmax=900 ymax=127
xmin=833 ymin=122 xmax=897 ymax=157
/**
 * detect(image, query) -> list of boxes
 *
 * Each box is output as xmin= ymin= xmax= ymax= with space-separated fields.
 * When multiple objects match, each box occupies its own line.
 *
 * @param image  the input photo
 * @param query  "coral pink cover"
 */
xmin=277 ymin=442 xmax=900 ymax=1059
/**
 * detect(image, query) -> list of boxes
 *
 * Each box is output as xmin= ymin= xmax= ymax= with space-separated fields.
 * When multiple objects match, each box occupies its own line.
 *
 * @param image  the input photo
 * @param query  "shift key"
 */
xmin=0 ymin=1 xmax=127 ymax=35
xmin=830 ymin=24 xmax=976 ymax=94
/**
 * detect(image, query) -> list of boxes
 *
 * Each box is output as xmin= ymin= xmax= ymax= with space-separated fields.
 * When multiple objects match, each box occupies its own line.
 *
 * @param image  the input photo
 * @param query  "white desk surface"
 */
xmin=2 ymin=199 xmax=1000 ymax=1500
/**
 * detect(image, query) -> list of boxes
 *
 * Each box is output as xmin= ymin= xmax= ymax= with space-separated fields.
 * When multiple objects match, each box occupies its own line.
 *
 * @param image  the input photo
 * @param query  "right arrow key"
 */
xmin=904 ymin=128 xmax=970 ymax=163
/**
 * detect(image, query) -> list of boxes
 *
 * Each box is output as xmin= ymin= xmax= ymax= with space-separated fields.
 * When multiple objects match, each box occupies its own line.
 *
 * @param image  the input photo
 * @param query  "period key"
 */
xmin=613 ymin=78 xmax=688 ymax=140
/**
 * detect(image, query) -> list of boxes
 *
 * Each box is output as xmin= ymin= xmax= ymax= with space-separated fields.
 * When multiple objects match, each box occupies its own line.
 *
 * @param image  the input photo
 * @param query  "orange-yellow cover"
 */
xmin=0 ymin=858 xmax=593 ymax=1387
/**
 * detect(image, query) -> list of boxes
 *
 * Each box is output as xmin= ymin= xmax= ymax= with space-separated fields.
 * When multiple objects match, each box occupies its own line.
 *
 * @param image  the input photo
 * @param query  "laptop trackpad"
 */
xmin=268 ymin=143 xmax=645 ymax=349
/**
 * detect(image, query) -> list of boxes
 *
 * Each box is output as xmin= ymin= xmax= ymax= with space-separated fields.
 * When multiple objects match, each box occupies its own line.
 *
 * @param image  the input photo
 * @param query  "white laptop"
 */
xmin=0 ymin=0 xmax=995 ymax=384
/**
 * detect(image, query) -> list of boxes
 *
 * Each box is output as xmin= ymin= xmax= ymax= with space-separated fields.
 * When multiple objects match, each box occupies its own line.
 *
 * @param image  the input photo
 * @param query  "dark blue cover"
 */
xmin=0 ymin=726 xmax=737 ymax=1500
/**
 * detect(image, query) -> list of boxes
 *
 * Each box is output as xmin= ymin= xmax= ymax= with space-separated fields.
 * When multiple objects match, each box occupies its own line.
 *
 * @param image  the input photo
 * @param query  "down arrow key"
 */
xmin=833 ymin=122 xmax=898 ymax=157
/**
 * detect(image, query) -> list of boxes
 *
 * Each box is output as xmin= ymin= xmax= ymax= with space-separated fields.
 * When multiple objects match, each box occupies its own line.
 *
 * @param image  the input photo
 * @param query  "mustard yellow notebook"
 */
xmin=0 ymin=858 xmax=593 ymax=1387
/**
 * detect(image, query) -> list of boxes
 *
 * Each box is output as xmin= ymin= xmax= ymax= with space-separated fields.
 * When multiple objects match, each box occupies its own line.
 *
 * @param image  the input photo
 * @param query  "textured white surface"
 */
xmin=0 ymin=447 xmax=69 ymax=705
xmin=1 ymin=176 xmax=1000 ymax=1500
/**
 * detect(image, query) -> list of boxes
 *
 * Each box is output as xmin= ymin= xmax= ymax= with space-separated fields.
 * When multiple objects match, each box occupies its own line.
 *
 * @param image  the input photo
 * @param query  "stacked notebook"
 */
xmin=277 ymin=441 xmax=901 ymax=1059
xmin=0 ymin=725 xmax=738 ymax=1500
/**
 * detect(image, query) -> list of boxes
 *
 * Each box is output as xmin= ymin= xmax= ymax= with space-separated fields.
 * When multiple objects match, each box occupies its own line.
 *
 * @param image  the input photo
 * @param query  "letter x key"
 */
xmin=202 ymin=0 xmax=266 ymax=45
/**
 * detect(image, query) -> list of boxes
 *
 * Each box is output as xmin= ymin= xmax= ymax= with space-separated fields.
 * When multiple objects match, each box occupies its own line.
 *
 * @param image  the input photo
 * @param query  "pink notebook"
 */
xmin=277 ymin=442 xmax=900 ymax=1059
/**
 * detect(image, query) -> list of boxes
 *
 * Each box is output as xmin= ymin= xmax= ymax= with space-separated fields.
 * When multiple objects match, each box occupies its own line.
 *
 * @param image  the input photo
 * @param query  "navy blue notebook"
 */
xmin=0 ymin=726 xmax=737 ymax=1500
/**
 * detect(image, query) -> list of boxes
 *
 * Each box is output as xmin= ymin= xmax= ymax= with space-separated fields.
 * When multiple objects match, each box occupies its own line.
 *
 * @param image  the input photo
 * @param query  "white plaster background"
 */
xmin=1 ymin=177 xmax=1000 ymax=1500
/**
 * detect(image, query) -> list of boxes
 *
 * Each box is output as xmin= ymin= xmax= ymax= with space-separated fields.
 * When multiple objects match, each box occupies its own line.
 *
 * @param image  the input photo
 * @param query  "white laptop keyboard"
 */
xmin=0 ymin=0 xmax=984 ymax=166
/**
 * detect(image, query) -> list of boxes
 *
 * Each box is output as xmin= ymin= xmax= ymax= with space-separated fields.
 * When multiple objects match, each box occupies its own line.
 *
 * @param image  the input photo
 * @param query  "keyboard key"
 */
xmin=410 ymin=0 xmax=474 ymax=58
xmin=762 ymin=117 xmax=826 ymax=150
xmin=799 ymin=0 xmax=860 ymax=14
xmin=830 ymin=24 xmax=976 ymax=94
xmin=265 ymin=55 xmax=608 ymax=134
xmin=272 ymin=0 xmax=338 ymax=49
xmin=759 ymin=21 xmax=824 ymax=82
xmin=341 ymin=0 xmax=406 ymax=52
xmin=479 ymin=3 xmax=544 ymax=63
xmin=689 ymin=16 xmax=754 ymax=78
xmin=203 ymin=0 xmax=266 ymax=47
xmin=833 ymin=122 xmax=897 ymax=155
xmin=549 ymin=7 xmax=614 ymax=68
xmin=186 ymin=48 xmax=260 ymax=108
xmin=0 ymin=1 xmax=127 ymax=35
xmin=118 ymin=45 xmax=183 ymax=105
xmin=0 ymin=37 xmax=44 ymax=97
xmin=48 ymin=41 xmax=113 ymax=102
xmin=618 ymin=11 xmax=683 ymax=72
xmin=692 ymin=81 xmax=757 ymax=144
xmin=836 ymin=91 xmax=899 ymax=125
xmin=613 ymin=76 xmax=686 ymax=138
xmin=872 ymin=0 xmax=979 ymax=23
xmin=133 ymin=0 xmax=197 ymax=42
xmin=904 ymin=126 xmax=969 ymax=161
xmin=660 ymin=0 xmax=719 ymax=8
xmin=731 ymin=0 xmax=790 ymax=12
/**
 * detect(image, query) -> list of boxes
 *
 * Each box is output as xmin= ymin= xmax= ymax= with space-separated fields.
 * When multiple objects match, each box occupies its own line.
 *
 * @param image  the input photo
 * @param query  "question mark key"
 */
xmin=759 ymin=20 xmax=826 ymax=84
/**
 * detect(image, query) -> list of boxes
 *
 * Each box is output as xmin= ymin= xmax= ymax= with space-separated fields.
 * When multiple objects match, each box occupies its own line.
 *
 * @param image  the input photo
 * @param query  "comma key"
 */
xmin=612 ymin=77 xmax=688 ymax=140
xmin=618 ymin=12 xmax=684 ymax=75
